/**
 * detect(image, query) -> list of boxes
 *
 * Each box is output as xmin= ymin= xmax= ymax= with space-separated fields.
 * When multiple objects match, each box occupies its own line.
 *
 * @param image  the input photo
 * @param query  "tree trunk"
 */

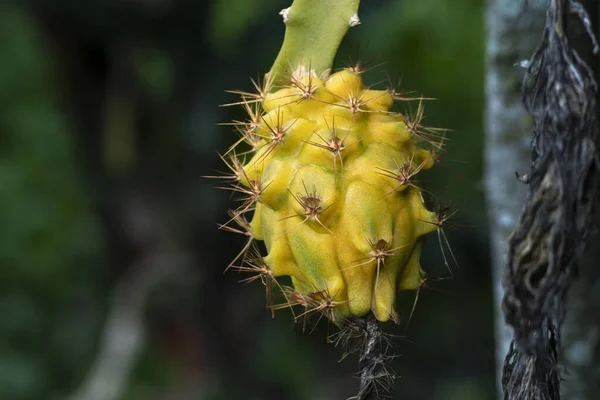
xmin=484 ymin=1 xmax=546 ymax=397
xmin=560 ymin=2 xmax=600 ymax=398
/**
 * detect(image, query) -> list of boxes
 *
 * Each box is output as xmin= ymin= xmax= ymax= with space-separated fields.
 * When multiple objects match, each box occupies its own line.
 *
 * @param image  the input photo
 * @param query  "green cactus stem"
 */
xmin=268 ymin=0 xmax=361 ymax=83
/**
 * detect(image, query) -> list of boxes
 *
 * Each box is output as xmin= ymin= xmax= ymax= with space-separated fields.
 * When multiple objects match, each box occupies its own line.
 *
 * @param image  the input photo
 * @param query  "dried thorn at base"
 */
xmin=231 ymin=248 xmax=288 ymax=317
xmin=307 ymin=288 xmax=347 ymax=322
xmin=343 ymin=239 xmax=408 ymax=273
xmin=422 ymin=205 xmax=460 ymax=274
xmin=228 ymin=126 xmax=261 ymax=156
xmin=221 ymin=101 xmax=262 ymax=155
xmin=303 ymin=118 xmax=362 ymax=178
xmin=388 ymin=88 xmax=435 ymax=103
xmin=405 ymin=272 xmax=453 ymax=328
xmin=271 ymin=286 xmax=309 ymax=327
xmin=286 ymin=71 xmax=322 ymax=101
xmin=344 ymin=55 xmax=386 ymax=76
xmin=203 ymin=152 xmax=246 ymax=182
xmin=367 ymin=239 xmax=399 ymax=298
xmin=405 ymin=271 xmax=428 ymax=329
xmin=218 ymin=210 xmax=254 ymax=272
xmin=253 ymin=109 xmax=298 ymax=163
xmin=272 ymin=284 xmax=347 ymax=333
xmin=389 ymin=89 xmax=434 ymax=102
xmin=231 ymin=251 xmax=271 ymax=285
xmin=402 ymin=100 xmax=447 ymax=150
xmin=222 ymin=173 xmax=272 ymax=226
xmin=383 ymin=73 xmax=434 ymax=103
xmin=278 ymin=181 xmax=335 ymax=236
xmin=329 ymin=84 xmax=393 ymax=115
xmin=376 ymin=153 xmax=429 ymax=195
xmin=301 ymin=288 xmax=347 ymax=333
xmin=223 ymin=74 xmax=274 ymax=106
xmin=220 ymin=98 xmax=261 ymax=130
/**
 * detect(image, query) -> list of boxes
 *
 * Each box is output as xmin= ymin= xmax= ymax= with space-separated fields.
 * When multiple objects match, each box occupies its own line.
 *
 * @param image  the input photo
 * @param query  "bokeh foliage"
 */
xmin=0 ymin=9 xmax=106 ymax=399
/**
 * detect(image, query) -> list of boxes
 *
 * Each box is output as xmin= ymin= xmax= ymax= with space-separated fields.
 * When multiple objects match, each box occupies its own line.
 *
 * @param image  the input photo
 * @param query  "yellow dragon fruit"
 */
xmin=215 ymin=0 xmax=446 ymax=327
xmin=219 ymin=67 xmax=442 ymax=323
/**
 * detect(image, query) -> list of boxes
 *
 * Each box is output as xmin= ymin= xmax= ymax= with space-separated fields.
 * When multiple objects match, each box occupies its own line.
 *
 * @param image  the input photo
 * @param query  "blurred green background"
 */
xmin=0 ymin=0 xmax=492 ymax=399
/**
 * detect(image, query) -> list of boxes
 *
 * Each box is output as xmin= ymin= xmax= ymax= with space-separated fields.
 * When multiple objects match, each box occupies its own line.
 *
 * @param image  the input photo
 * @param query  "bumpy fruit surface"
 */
xmin=223 ymin=68 xmax=440 ymax=323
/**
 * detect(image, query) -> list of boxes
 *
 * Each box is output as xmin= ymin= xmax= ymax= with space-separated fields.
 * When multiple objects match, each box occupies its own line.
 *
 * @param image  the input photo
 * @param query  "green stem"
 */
xmin=268 ymin=0 xmax=361 ymax=82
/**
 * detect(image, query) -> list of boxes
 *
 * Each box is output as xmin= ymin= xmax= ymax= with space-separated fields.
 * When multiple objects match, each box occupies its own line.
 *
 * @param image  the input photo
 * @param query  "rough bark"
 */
xmin=484 ymin=1 xmax=546 ymax=396
xmin=561 ymin=239 xmax=600 ymax=400
xmin=560 ymin=2 xmax=600 ymax=398
xmin=501 ymin=1 xmax=600 ymax=399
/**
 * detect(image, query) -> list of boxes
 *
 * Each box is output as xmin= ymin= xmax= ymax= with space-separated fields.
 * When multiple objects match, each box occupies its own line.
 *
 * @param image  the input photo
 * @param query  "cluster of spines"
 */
xmin=211 ymin=63 xmax=457 ymax=331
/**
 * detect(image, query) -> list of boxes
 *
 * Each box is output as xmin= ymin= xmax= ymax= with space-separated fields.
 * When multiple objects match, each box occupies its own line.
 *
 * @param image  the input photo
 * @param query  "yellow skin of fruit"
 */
xmin=234 ymin=69 xmax=438 ymax=323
